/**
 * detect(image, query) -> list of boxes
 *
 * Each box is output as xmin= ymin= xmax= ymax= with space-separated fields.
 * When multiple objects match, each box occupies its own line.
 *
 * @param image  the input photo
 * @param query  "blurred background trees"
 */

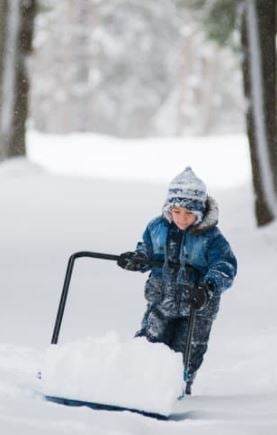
xmin=0 ymin=0 xmax=36 ymax=159
xmin=30 ymin=0 xmax=243 ymax=137
xmin=187 ymin=0 xmax=277 ymax=226
xmin=0 ymin=0 xmax=276 ymax=226
xmin=241 ymin=0 xmax=277 ymax=225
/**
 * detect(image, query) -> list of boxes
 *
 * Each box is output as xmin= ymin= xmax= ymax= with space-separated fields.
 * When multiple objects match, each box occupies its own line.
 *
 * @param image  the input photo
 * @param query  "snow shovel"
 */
xmin=51 ymin=251 xmax=164 ymax=345
xmin=183 ymin=304 xmax=196 ymax=384
xmin=46 ymin=251 xmax=173 ymax=420
xmin=184 ymin=267 xmax=200 ymax=381
xmin=44 ymin=251 xmax=198 ymax=420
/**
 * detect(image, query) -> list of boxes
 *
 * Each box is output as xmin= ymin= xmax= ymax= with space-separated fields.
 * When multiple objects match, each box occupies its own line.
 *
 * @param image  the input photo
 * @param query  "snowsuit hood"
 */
xmin=190 ymin=195 xmax=218 ymax=234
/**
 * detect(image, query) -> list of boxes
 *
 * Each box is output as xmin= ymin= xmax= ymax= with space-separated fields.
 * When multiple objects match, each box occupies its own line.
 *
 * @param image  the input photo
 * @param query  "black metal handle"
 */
xmin=51 ymin=251 xmax=166 ymax=344
xmin=51 ymin=251 xmax=199 ymax=347
xmin=183 ymin=305 xmax=196 ymax=382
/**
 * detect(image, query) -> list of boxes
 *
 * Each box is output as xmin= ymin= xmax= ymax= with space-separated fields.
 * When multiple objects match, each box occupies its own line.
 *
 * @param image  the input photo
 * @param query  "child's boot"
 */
xmin=185 ymin=371 xmax=196 ymax=396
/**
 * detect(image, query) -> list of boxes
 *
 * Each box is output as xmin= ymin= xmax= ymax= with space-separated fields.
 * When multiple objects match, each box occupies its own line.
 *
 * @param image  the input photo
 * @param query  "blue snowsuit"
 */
xmin=134 ymin=197 xmax=237 ymax=380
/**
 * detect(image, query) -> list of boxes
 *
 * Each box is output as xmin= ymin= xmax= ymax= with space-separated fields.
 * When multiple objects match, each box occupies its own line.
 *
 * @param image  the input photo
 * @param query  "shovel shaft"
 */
xmin=51 ymin=251 xmax=163 ymax=344
xmin=51 ymin=251 xmax=199 ymax=348
xmin=183 ymin=305 xmax=196 ymax=382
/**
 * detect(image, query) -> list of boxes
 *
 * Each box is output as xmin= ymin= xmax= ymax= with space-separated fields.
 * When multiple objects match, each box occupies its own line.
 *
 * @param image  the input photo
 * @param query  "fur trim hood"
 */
xmin=190 ymin=196 xmax=219 ymax=234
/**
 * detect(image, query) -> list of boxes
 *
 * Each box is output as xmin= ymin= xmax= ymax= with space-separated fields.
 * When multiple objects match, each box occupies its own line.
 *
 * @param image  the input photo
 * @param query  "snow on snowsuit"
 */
xmin=135 ymin=196 xmax=237 ymax=379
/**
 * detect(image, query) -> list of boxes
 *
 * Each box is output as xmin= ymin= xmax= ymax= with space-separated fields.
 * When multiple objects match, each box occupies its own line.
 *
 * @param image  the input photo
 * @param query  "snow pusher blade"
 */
xmin=45 ymin=396 xmax=169 ymax=420
xmin=42 ymin=252 xmax=184 ymax=419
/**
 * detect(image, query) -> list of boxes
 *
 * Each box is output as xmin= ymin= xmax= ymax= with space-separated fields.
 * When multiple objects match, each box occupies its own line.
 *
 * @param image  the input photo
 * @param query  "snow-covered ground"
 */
xmin=0 ymin=131 xmax=276 ymax=434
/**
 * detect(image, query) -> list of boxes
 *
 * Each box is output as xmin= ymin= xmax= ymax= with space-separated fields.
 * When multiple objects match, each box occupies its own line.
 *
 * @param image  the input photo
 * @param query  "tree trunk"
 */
xmin=0 ymin=0 xmax=36 ymax=159
xmin=0 ymin=1 xmax=7 ymax=90
xmin=241 ymin=0 xmax=277 ymax=226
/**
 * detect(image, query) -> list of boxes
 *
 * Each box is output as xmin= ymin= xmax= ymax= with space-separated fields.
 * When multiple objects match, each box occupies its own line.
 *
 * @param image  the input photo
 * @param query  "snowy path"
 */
xmin=0 ymin=340 xmax=276 ymax=435
xmin=0 ymin=133 xmax=276 ymax=434
xmin=0 ymin=355 xmax=276 ymax=435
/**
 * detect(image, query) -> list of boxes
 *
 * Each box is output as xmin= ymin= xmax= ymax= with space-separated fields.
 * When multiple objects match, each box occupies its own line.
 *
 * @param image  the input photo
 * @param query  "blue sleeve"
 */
xmin=135 ymin=226 xmax=153 ymax=272
xmin=204 ymin=231 xmax=237 ymax=294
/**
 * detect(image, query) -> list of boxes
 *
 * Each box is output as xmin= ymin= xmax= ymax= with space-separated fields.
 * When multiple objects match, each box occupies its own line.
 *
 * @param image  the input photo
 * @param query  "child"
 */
xmin=117 ymin=167 xmax=237 ymax=395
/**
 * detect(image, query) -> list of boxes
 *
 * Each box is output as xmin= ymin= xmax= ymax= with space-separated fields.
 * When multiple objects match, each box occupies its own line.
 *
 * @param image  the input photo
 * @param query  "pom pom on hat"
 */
xmin=163 ymin=167 xmax=208 ymax=224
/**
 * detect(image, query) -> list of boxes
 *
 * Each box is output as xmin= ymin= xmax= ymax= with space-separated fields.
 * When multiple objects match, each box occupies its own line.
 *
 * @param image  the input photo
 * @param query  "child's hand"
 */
xmin=117 ymin=251 xmax=147 ymax=271
xmin=191 ymin=283 xmax=213 ymax=310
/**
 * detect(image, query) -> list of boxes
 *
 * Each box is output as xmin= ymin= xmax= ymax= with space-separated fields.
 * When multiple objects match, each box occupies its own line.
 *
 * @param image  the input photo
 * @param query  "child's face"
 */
xmin=171 ymin=207 xmax=197 ymax=230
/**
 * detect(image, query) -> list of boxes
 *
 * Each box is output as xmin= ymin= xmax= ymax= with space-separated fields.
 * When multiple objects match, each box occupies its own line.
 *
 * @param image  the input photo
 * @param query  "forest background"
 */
xmin=0 ymin=0 xmax=276 ymax=224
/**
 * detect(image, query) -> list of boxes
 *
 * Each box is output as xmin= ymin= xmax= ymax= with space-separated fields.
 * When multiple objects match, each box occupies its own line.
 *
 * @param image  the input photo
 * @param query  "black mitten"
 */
xmin=191 ymin=282 xmax=214 ymax=310
xmin=117 ymin=251 xmax=147 ymax=271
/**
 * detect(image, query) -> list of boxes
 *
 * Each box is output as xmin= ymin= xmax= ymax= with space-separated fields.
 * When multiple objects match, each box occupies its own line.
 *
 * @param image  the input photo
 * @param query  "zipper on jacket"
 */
xmin=176 ymin=231 xmax=186 ymax=316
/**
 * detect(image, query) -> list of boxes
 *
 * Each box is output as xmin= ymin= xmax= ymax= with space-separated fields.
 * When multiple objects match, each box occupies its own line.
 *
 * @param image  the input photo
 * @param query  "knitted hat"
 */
xmin=162 ymin=167 xmax=207 ymax=224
